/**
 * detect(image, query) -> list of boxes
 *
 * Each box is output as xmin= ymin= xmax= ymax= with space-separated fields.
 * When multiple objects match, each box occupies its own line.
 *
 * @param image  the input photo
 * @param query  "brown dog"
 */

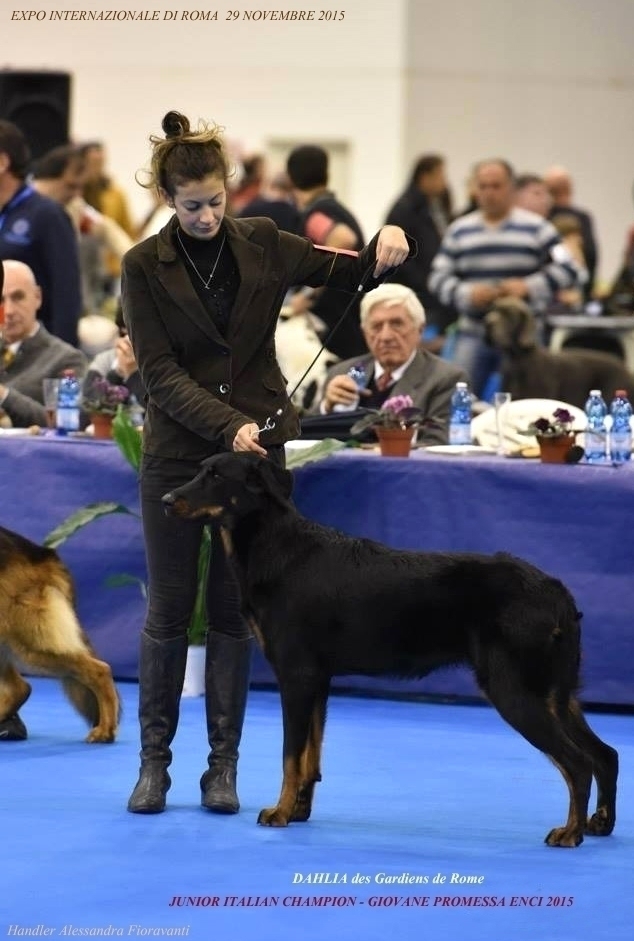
xmin=484 ymin=297 xmax=634 ymax=409
xmin=0 ymin=525 xmax=120 ymax=743
xmin=163 ymin=453 xmax=618 ymax=848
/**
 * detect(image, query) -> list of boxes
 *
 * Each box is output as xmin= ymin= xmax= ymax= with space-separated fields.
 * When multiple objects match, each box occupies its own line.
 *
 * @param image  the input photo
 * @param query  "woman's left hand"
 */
xmin=233 ymin=422 xmax=268 ymax=456
xmin=373 ymin=225 xmax=410 ymax=277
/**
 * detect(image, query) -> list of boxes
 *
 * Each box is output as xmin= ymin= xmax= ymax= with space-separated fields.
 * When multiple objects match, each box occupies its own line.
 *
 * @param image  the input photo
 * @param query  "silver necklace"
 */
xmin=177 ymin=229 xmax=226 ymax=290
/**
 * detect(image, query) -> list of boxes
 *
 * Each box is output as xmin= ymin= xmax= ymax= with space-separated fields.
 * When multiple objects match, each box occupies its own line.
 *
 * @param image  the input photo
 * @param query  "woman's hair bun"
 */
xmin=162 ymin=111 xmax=190 ymax=139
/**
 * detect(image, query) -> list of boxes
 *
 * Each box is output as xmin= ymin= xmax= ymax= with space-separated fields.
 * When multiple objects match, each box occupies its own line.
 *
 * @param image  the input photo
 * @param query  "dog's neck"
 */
xmin=227 ymin=501 xmax=298 ymax=592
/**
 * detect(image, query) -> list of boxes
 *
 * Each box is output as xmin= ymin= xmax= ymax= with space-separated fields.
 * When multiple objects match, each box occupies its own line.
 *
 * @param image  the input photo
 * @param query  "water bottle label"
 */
xmin=449 ymin=423 xmax=472 ymax=446
xmin=57 ymin=408 xmax=80 ymax=431
xmin=610 ymin=431 xmax=632 ymax=462
xmin=584 ymin=431 xmax=606 ymax=461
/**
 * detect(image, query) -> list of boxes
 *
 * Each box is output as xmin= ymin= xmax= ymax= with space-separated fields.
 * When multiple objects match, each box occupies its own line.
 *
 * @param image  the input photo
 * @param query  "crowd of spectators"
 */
xmin=1 ymin=116 xmax=633 ymax=431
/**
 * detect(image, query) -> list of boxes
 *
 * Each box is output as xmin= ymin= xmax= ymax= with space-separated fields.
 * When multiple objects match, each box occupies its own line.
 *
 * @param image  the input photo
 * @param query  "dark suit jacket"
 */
xmin=323 ymin=350 xmax=468 ymax=445
xmin=384 ymin=187 xmax=456 ymax=334
xmin=549 ymin=205 xmax=598 ymax=298
xmin=121 ymin=215 xmax=399 ymax=460
xmin=0 ymin=324 xmax=87 ymax=428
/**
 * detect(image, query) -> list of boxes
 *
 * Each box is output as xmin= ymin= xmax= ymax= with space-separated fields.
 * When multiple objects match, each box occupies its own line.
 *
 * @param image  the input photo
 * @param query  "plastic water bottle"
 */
xmin=609 ymin=389 xmax=632 ymax=464
xmin=583 ymin=389 xmax=608 ymax=463
xmin=333 ymin=363 xmax=368 ymax=412
xmin=56 ymin=369 xmax=81 ymax=435
xmin=449 ymin=381 xmax=472 ymax=445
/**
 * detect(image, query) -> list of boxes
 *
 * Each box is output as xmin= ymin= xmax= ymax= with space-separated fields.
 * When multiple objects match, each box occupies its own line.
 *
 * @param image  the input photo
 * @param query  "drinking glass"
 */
xmin=493 ymin=392 xmax=512 ymax=455
xmin=42 ymin=378 xmax=60 ymax=430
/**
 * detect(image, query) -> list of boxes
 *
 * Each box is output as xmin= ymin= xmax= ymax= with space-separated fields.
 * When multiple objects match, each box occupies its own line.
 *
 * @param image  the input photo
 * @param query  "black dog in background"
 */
xmin=484 ymin=297 xmax=634 ymax=410
xmin=163 ymin=453 xmax=618 ymax=847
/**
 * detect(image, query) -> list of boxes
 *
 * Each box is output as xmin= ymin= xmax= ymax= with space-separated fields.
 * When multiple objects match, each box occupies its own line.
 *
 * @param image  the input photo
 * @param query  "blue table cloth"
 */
xmin=1 ymin=436 xmax=632 ymax=705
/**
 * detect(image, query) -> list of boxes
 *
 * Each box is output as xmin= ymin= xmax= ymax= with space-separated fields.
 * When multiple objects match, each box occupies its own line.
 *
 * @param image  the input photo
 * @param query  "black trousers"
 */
xmin=139 ymin=448 xmax=284 ymax=643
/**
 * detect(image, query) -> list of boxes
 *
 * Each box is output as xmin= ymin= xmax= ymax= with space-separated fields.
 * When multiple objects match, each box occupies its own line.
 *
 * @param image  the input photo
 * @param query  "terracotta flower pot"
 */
xmin=537 ymin=433 xmax=576 ymax=464
xmin=375 ymin=425 xmax=414 ymax=457
xmin=91 ymin=413 xmax=114 ymax=440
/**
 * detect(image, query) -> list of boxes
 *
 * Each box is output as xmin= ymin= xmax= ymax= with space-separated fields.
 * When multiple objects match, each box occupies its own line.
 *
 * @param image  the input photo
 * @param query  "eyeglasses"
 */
xmin=364 ymin=317 xmax=415 ymax=336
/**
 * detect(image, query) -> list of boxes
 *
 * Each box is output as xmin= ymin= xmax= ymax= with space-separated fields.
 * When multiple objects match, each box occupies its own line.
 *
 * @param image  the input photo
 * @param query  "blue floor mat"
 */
xmin=2 ymin=678 xmax=632 ymax=940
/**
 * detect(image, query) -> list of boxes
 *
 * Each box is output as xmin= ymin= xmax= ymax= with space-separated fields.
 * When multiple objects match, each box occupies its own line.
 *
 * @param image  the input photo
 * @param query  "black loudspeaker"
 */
xmin=0 ymin=70 xmax=72 ymax=160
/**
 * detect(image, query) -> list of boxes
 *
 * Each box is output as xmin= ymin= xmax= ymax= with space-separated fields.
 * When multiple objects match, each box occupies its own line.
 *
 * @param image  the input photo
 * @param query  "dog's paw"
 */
xmin=544 ymin=826 xmax=584 ymax=848
xmin=290 ymin=805 xmax=312 ymax=823
xmin=585 ymin=807 xmax=615 ymax=836
xmin=257 ymin=806 xmax=290 ymax=827
xmin=0 ymin=714 xmax=28 ymax=741
xmin=85 ymin=726 xmax=116 ymax=744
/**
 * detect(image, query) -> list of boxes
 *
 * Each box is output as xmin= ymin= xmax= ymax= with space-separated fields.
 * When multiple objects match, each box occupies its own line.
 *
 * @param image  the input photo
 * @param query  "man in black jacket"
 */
xmin=286 ymin=144 xmax=367 ymax=360
xmin=0 ymin=121 xmax=83 ymax=346
xmin=384 ymin=154 xmax=455 ymax=347
xmin=544 ymin=164 xmax=598 ymax=300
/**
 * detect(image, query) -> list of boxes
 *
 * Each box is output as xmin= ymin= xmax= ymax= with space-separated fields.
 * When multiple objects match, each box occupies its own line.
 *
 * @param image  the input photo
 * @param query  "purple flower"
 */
xmin=553 ymin=408 xmax=574 ymax=425
xmin=533 ymin=418 xmax=551 ymax=434
xmin=82 ymin=378 xmax=130 ymax=416
xmin=382 ymin=394 xmax=414 ymax=417
xmin=524 ymin=409 xmax=577 ymax=438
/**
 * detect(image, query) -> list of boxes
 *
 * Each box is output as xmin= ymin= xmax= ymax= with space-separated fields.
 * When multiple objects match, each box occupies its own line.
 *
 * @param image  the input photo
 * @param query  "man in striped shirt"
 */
xmin=428 ymin=159 xmax=582 ymax=397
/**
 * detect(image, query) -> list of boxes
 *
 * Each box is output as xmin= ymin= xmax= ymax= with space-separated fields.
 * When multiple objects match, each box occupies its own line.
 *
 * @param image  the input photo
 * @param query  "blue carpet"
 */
xmin=2 ymin=678 xmax=632 ymax=940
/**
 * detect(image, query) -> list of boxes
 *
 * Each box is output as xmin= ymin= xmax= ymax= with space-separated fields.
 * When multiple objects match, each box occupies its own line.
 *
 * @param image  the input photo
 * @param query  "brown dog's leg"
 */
xmin=258 ymin=680 xmax=320 ymax=827
xmin=484 ymin=668 xmax=592 ymax=847
xmin=563 ymin=699 xmax=618 ymax=837
xmin=290 ymin=686 xmax=329 ymax=822
xmin=9 ymin=585 xmax=119 ymax=743
xmin=0 ymin=657 xmax=32 ymax=720
xmin=17 ymin=649 xmax=119 ymax=743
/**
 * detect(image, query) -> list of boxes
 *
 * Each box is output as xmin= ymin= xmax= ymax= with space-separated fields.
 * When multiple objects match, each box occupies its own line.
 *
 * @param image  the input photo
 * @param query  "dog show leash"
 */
xmin=252 ymin=263 xmax=388 ymax=437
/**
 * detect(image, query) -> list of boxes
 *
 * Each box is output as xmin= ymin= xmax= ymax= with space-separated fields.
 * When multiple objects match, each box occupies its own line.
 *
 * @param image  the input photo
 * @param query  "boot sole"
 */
xmin=201 ymin=796 xmax=239 ymax=814
xmin=127 ymin=802 xmax=167 ymax=814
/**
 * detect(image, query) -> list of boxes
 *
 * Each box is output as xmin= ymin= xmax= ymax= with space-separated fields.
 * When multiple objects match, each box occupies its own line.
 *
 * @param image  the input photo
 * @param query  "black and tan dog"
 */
xmin=163 ymin=453 xmax=618 ymax=847
xmin=0 ymin=525 xmax=120 ymax=743
xmin=484 ymin=297 xmax=634 ymax=410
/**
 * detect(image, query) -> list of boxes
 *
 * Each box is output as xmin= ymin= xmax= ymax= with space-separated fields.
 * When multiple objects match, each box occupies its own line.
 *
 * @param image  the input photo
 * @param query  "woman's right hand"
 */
xmin=233 ymin=422 xmax=268 ymax=456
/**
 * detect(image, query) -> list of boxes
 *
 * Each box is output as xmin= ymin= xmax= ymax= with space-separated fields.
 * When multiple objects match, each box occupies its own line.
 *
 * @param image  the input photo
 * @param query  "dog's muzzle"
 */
xmin=162 ymin=491 xmax=184 ymax=516
xmin=161 ymin=491 xmax=226 ymax=520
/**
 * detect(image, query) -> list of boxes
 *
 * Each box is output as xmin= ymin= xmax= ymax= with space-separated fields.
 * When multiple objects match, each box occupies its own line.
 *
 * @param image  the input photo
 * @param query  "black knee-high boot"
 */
xmin=200 ymin=632 xmax=252 ymax=813
xmin=128 ymin=632 xmax=188 ymax=814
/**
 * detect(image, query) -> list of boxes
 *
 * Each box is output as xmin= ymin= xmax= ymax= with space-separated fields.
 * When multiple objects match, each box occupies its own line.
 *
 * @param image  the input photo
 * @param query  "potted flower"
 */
xmin=81 ymin=377 xmax=130 ymax=438
xmin=350 ymin=394 xmax=426 ymax=457
xmin=520 ymin=408 xmax=583 ymax=463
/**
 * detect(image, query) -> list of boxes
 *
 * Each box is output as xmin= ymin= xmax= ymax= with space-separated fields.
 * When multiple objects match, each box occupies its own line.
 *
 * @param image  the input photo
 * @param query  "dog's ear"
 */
xmin=249 ymin=458 xmax=294 ymax=504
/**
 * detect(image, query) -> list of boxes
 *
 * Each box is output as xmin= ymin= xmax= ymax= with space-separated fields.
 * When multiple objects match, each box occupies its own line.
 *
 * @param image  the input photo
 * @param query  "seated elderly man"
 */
xmin=318 ymin=283 xmax=467 ymax=445
xmin=0 ymin=260 xmax=87 ymax=428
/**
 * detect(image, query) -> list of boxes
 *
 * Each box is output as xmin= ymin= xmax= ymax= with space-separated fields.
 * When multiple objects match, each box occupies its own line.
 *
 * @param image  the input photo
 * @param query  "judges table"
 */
xmin=1 ymin=435 xmax=633 ymax=706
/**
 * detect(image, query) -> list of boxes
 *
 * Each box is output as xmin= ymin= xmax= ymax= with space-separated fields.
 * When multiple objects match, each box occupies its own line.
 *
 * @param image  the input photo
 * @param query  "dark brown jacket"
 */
xmin=121 ymin=214 xmax=390 ymax=460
